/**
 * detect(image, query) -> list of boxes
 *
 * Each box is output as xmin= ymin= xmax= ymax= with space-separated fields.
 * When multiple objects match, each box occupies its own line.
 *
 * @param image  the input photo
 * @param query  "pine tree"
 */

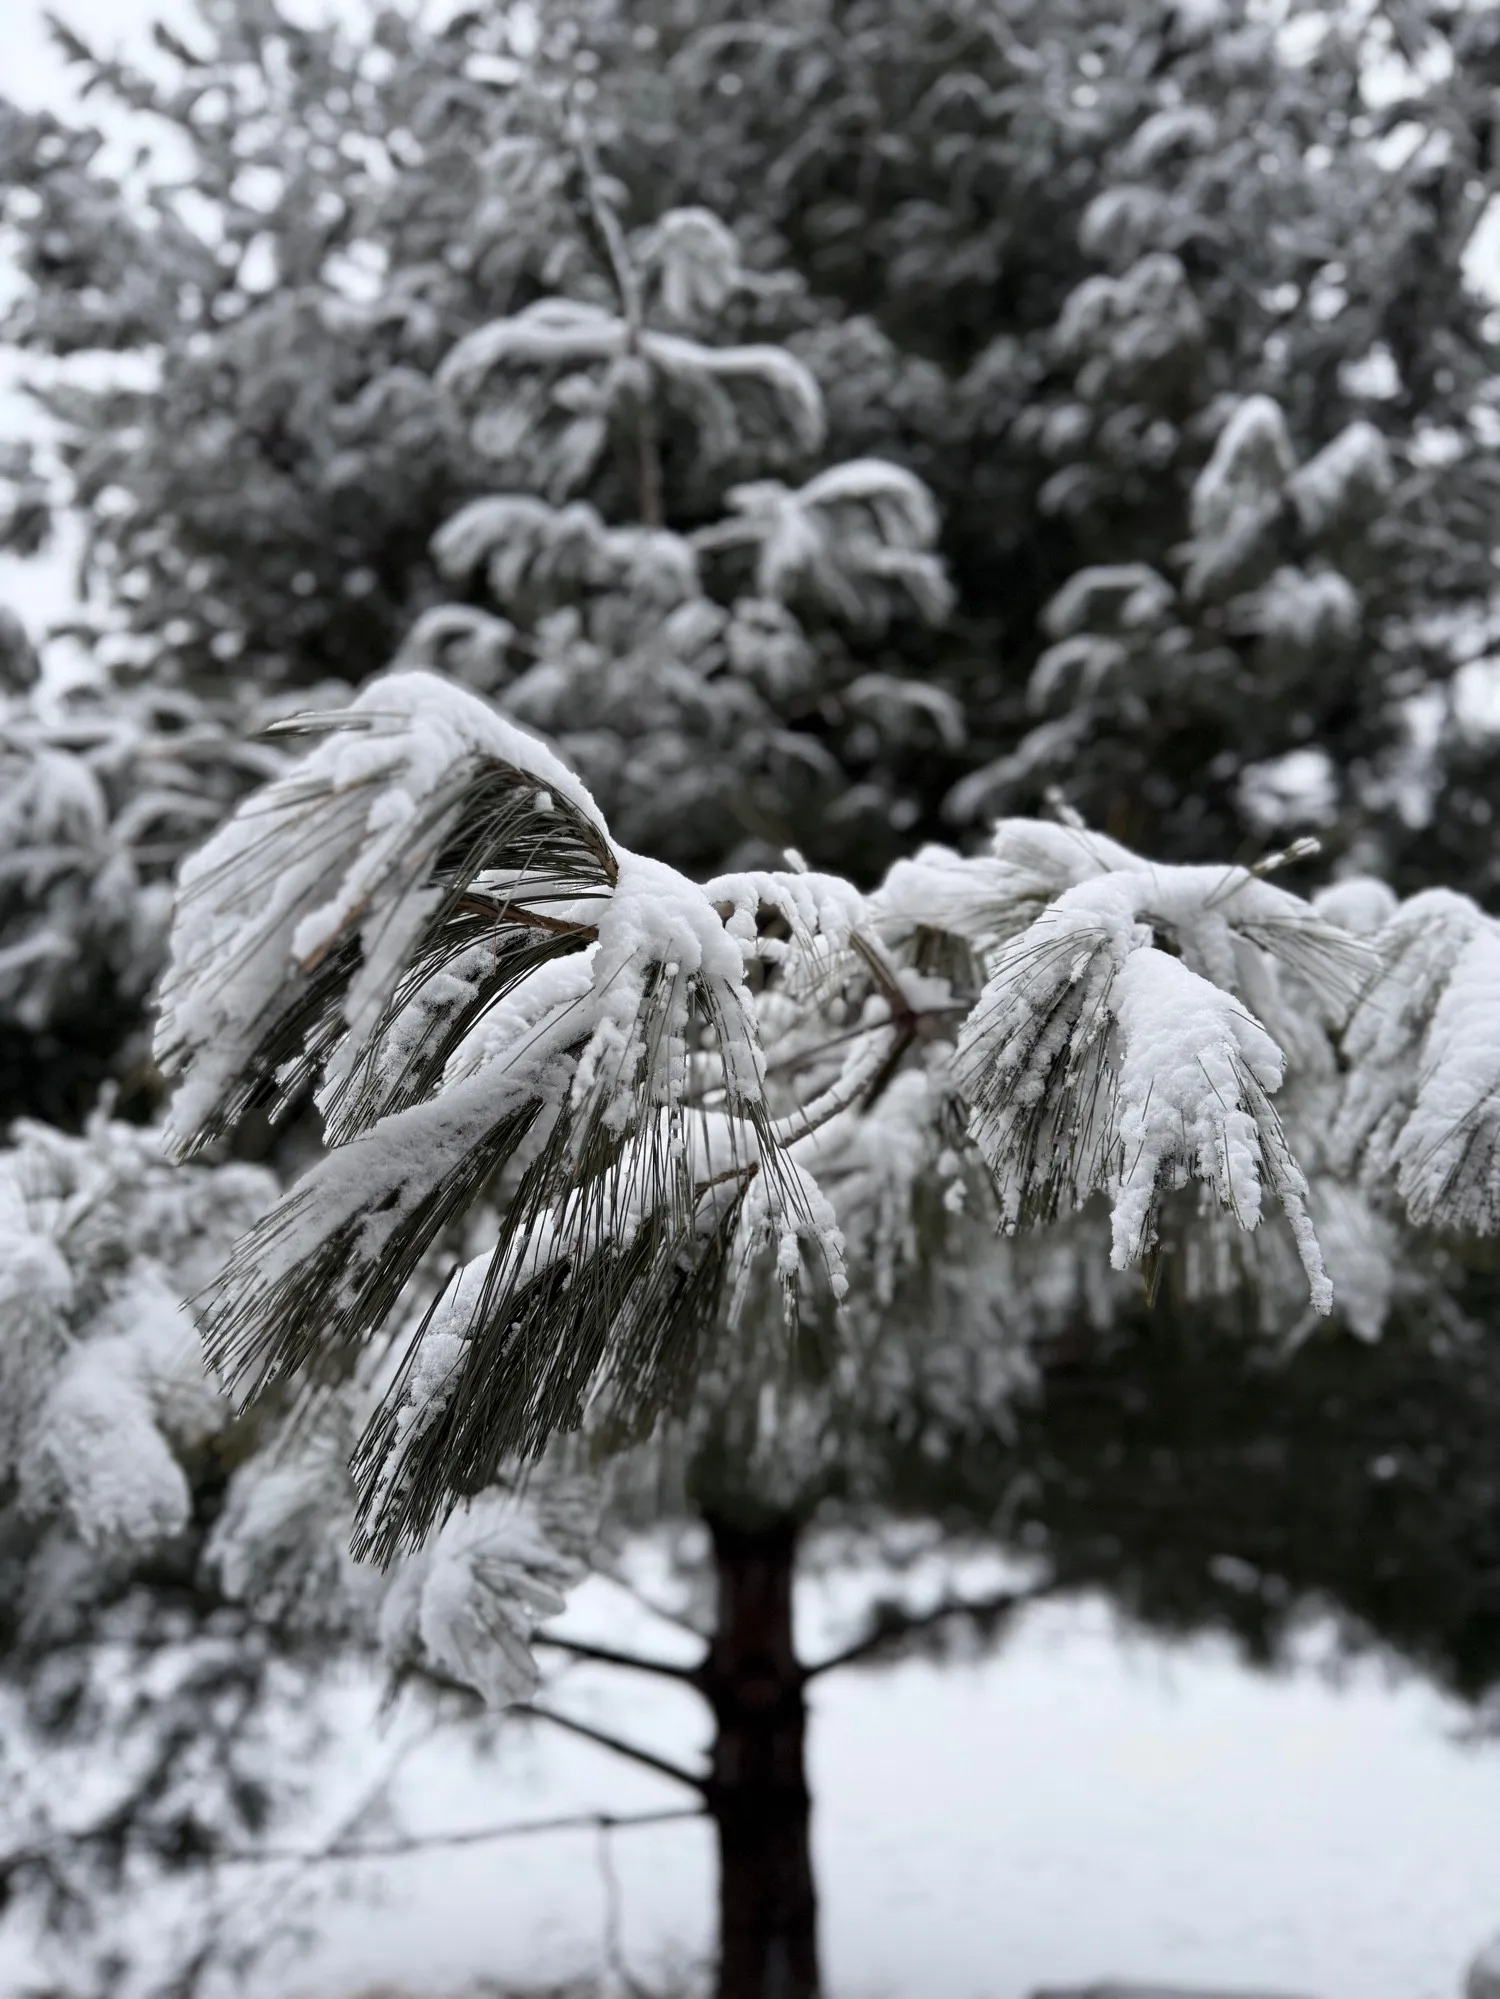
xmin=6 ymin=4 xmax=1500 ymax=1993
xmin=151 ymin=661 xmax=1500 ymax=1998
xmin=0 ymin=6 xmax=957 ymax=886
xmin=566 ymin=0 xmax=1500 ymax=895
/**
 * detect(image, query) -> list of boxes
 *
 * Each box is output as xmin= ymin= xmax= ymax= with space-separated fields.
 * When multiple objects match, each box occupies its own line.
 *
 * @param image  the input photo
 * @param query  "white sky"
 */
xmin=7 ymin=0 xmax=229 ymax=105
xmin=0 ymin=3 xmax=200 ymax=639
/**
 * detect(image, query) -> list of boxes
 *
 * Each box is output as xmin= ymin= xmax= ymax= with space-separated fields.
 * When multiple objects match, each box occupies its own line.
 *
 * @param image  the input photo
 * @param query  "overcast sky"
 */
xmin=9 ymin=0 xmax=193 ymax=107
xmin=1 ymin=0 xmax=201 ymax=641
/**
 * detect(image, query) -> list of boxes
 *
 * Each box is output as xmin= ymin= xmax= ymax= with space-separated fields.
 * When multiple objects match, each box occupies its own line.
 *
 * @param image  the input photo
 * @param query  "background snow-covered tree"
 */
xmin=411 ymin=171 xmax=952 ymax=869
xmin=0 ymin=1113 xmax=308 ymax=1995
xmin=0 ymin=9 xmax=956 ymax=884
xmin=0 ymin=630 xmax=289 ymax=1123
xmin=0 ymin=1101 xmax=613 ymax=1999
xmin=10 ymin=0 xmax=1500 ymax=893
xmin=611 ymin=0 xmax=1500 ymax=897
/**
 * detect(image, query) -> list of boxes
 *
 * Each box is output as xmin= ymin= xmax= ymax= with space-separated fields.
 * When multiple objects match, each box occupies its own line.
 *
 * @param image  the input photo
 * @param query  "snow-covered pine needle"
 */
xmin=1335 ymin=889 xmax=1500 ymax=1232
xmin=952 ymin=871 xmax=1333 ymax=1307
xmin=155 ymin=671 xmax=616 ymax=1155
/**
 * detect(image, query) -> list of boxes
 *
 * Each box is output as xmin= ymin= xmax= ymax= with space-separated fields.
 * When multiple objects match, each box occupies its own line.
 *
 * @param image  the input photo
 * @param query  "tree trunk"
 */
xmin=702 ymin=1512 xmax=820 ymax=1999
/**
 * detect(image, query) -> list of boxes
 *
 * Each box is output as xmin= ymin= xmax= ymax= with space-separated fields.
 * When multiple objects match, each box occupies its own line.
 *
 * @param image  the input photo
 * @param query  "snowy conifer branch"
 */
xmin=565 ymin=103 xmax=664 ymax=527
xmin=1334 ymin=890 xmax=1500 ymax=1234
xmin=156 ymin=671 xmax=1432 ymax=1589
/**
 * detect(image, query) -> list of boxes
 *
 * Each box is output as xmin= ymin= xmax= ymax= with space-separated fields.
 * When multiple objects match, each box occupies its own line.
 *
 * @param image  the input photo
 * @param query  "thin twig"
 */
xmin=515 ymin=1702 xmax=708 ymax=1795
xmin=804 ymin=1580 xmax=1055 ymax=1680
xmin=849 ymin=928 xmax=918 ymax=1026
xmin=597 ymin=1567 xmax=714 ymax=1642
xmin=597 ymin=1817 xmax=656 ymax=1999
xmin=216 ymin=1804 xmax=705 ymax=1867
xmin=536 ymin=1633 xmax=704 ymax=1683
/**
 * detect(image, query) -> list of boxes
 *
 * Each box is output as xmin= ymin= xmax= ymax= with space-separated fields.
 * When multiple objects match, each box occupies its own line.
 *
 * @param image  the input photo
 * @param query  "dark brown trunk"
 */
xmin=701 ymin=1513 xmax=820 ymax=1999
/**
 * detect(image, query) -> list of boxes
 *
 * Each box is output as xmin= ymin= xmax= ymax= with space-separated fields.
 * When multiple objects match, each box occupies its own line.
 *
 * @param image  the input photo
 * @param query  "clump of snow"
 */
xmin=1387 ymin=918 xmax=1500 ymax=1231
xmin=1248 ymin=566 xmax=1360 ymax=653
xmin=1119 ymin=104 xmax=1219 ymax=174
xmin=693 ymin=460 xmax=952 ymax=630
xmin=637 ymin=206 xmax=743 ymax=324
xmin=1286 ymin=420 xmax=1394 ymax=536
xmin=438 ymin=294 xmax=827 ymax=475
xmin=1041 ymin=563 xmax=1175 ymax=640
xmin=1238 ymin=747 xmax=1339 ymax=834
xmin=209 ymin=1412 xmax=373 ymax=1634
xmin=1313 ymin=876 xmax=1399 ymax=937
xmin=382 ymin=1488 xmax=588 ymax=1707
xmin=1338 ymin=343 xmax=1401 ymax=401
xmin=1185 ymin=394 xmax=1295 ymax=599
xmin=22 ymin=1335 xmax=194 ymax=1550
xmin=1451 ymin=656 xmax=1500 ymax=742
xmin=1309 ymin=1179 xmax=1397 ymax=1343
xmin=0 ymin=1116 xmax=276 ymax=1567
xmin=1331 ymin=890 xmax=1500 ymax=1233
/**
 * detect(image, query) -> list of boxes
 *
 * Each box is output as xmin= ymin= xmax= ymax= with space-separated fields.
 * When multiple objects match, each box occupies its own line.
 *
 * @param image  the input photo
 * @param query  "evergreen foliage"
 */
xmin=0 ymin=656 xmax=285 ymax=1121
xmin=10 ymin=0 xmax=1500 ymax=896
xmin=151 ymin=661 xmax=1500 ymax=1690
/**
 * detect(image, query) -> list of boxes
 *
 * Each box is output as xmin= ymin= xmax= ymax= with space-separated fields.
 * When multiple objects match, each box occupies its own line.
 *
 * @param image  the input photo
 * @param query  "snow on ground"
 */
xmin=261 ymin=1563 xmax=1500 ymax=1999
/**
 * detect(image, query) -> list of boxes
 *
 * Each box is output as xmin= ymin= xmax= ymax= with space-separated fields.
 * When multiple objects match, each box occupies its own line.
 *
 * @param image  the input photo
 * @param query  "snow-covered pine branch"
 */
xmin=436 ymin=294 xmax=825 ymax=500
xmin=0 ymin=1101 xmax=602 ymax=1729
xmin=155 ymin=669 xmax=860 ymax=1556
xmin=153 ymin=671 xmax=1455 ymax=1606
xmin=691 ymin=460 xmax=954 ymax=631
xmin=1332 ymin=887 xmax=1500 ymax=1234
xmin=0 ymin=673 xmax=284 ymax=1062
xmin=881 ymin=825 xmax=1375 ymax=1303
xmin=0 ymin=1115 xmax=273 ymax=1562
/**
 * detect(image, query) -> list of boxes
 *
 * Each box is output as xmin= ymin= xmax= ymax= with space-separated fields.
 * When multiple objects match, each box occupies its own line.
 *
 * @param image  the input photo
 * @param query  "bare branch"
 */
xmin=804 ymin=1580 xmax=1056 ymax=1680
xmin=535 ymin=1633 xmax=705 ymax=1683
xmin=515 ymin=1702 xmax=708 ymax=1794
xmin=218 ymin=1804 xmax=704 ymax=1867
xmin=597 ymin=1568 xmax=714 ymax=1642
xmin=849 ymin=927 xmax=918 ymax=1024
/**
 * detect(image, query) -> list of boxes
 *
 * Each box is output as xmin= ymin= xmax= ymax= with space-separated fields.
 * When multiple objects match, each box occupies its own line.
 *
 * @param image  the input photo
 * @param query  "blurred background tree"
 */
xmin=9 ymin=0 xmax=1500 ymax=902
